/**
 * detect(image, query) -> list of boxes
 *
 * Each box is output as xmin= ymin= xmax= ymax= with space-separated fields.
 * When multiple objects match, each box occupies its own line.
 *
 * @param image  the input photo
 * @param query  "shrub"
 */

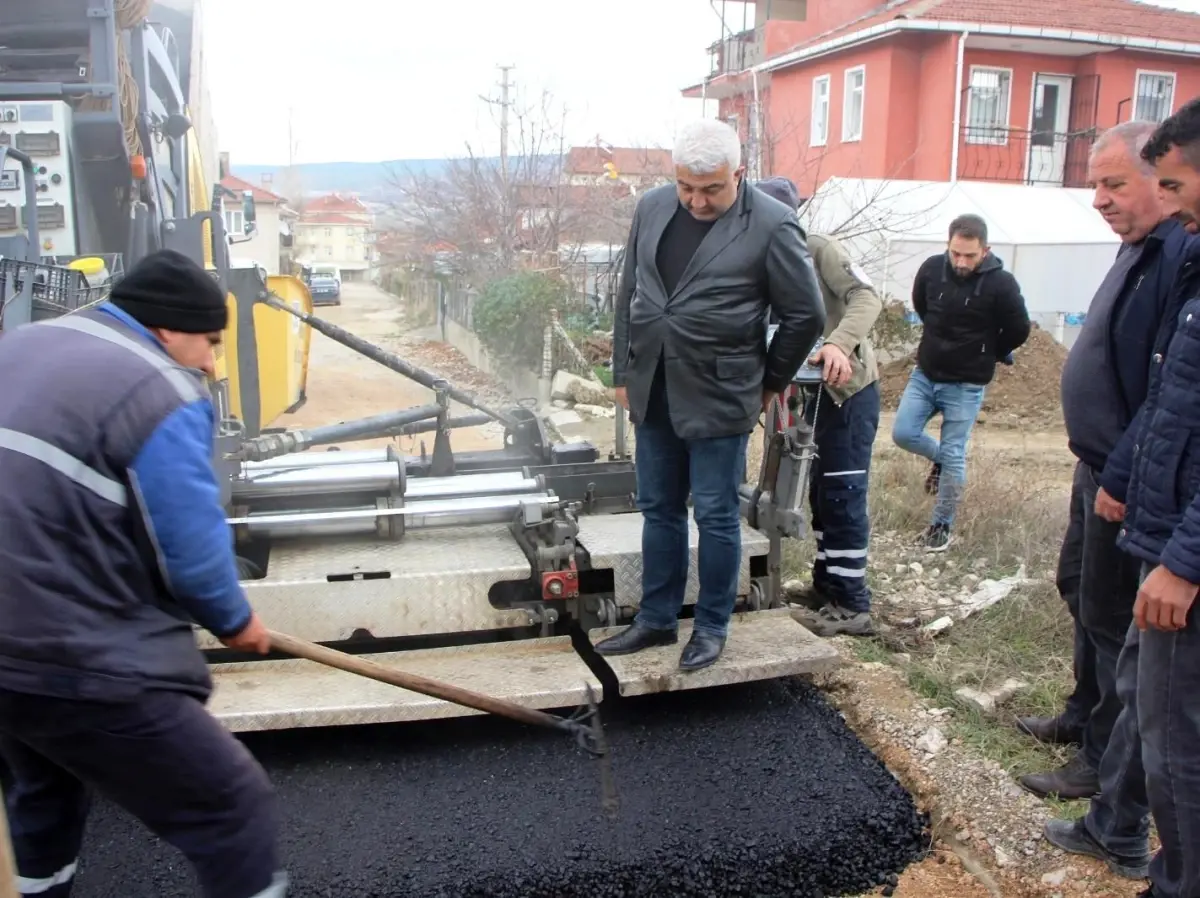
xmin=471 ymin=271 xmax=571 ymax=370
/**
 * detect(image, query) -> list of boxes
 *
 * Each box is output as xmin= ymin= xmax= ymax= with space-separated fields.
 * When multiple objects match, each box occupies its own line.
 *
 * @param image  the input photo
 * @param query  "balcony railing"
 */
xmin=957 ymin=126 xmax=1097 ymax=188
xmin=708 ymin=28 xmax=764 ymax=78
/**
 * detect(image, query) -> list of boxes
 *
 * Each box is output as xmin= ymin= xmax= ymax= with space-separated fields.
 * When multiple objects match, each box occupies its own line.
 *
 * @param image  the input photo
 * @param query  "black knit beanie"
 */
xmin=111 ymin=249 xmax=228 ymax=333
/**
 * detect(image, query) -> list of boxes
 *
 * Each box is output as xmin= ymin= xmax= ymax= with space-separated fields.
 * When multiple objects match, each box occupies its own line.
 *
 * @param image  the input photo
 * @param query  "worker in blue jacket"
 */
xmin=1043 ymin=97 xmax=1200 ymax=898
xmin=0 ymin=250 xmax=287 ymax=898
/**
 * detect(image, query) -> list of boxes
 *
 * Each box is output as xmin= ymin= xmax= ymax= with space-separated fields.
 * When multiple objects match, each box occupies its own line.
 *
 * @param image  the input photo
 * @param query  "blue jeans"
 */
xmin=1085 ymin=564 xmax=1200 ymax=897
xmin=890 ymin=367 xmax=985 ymax=528
xmin=633 ymin=417 xmax=750 ymax=638
xmin=808 ymin=382 xmax=880 ymax=613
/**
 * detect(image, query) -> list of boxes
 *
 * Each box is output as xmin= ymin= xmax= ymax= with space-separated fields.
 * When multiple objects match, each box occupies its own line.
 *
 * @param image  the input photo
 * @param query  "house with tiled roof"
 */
xmin=218 ymin=156 xmax=297 ymax=276
xmin=564 ymin=144 xmax=674 ymax=191
xmin=293 ymin=192 xmax=377 ymax=281
xmin=683 ymin=0 xmax=1200 ymax=196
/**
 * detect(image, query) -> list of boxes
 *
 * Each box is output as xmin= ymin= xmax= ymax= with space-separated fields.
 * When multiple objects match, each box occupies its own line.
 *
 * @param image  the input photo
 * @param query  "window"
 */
xmin=223 ymin=209 xmax=243 ymax=236
xmin=1134 ymin=71 xmax=1176 ymax=123
xmin=965 ymin=66 xmax=1012 ymax=145
xmin=811 ymin=75 xmax=831 ymax=146
xmin=842 ymin=66 xmax=865 ymax=142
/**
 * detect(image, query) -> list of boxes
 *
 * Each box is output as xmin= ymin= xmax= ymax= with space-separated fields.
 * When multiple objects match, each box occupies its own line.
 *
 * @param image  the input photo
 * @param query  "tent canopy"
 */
xmin=801 ymin=177 xmax=1120 ymax=320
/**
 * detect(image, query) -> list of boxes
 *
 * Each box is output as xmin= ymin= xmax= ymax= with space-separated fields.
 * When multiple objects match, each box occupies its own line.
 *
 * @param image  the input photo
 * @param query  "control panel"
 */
xmin=0 ymin=101 xmax=76 ymax=256
xmin=766 ymin=325 xmax=827 ymax=386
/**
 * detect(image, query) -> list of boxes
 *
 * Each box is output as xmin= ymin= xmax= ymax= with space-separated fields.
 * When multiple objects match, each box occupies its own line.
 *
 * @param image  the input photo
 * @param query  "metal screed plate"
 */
xmin=199 ymin=525 xmax=536 ymax=648
xmin=576 ymin=512 xmax=770 ymax=608
xmin=587 ymin=608 xmax=841 ymax=697
xmin=207 ymin=636 xmax=601 ymax=732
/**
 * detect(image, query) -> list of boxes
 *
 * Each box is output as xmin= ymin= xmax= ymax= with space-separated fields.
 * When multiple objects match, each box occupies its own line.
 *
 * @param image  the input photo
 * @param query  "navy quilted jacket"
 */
xmin=1101 ymin=243 xmax=1200 ymax=581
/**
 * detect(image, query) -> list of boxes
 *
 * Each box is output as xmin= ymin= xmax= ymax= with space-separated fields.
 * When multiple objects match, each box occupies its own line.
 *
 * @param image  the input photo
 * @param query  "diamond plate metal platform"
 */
xmin=576 ymin=511 xmax=769 ymax=608
xmin=208 ymin=636 xmax=601 ymax=732
xmin=587 ymin=608 xmax=840 ymax=697
xmin=200 ymin=525 xmax=535 ymax=648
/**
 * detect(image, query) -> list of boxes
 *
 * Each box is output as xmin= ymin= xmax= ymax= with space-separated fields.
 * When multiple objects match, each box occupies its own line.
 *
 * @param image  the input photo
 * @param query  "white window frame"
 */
xmin=811 ymin=74 xmax=831 ymax=147
xmin=1133 ymin=70 xmax=1176 ymax=123
xmin=842 ymin=66 xmax=865 ymax=143
xmin=223 ymin=208 xmax=243 ymax=236
xmin=965 ymin=65 xmax=1013 ymax=146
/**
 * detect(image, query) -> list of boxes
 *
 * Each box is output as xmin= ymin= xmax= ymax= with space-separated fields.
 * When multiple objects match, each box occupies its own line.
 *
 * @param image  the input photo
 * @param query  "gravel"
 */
xmin=74 ymin=679 xmax=928 ymax=897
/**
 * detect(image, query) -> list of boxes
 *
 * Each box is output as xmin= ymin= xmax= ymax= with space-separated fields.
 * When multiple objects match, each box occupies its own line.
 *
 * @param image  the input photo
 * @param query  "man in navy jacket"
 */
xmin=1018 ymin=121 xmax=1195 ymax=802
xmin=0 ymin=251 xmax=286 ymax=897
xmin=1044 ymin=97 xmax=1200 ymax=898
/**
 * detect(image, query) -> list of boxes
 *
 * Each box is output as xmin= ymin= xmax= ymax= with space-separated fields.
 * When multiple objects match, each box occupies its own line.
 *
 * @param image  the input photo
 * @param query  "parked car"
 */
xmin=309 ymin=274 xmax=341 ymax=306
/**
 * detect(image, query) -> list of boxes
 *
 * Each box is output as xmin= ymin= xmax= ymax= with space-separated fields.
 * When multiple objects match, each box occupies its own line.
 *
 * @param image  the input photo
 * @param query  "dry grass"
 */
xmin=781 ymin=438 xmax=1086 ymax=808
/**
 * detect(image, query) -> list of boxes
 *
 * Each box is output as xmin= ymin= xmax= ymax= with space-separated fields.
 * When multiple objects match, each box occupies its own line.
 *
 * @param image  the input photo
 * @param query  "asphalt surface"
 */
xmin=73 ymin=678 xmax=928 ymax=897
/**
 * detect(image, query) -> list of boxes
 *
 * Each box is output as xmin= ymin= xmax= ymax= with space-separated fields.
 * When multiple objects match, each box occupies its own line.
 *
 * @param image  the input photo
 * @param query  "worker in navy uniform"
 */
xmin=754 ymin=177 xmax=883 ymax=638
xmin=0 ymin=250 xmax=287 ymax=898
xmin=600 ymin=119 xmax=826 ymax=671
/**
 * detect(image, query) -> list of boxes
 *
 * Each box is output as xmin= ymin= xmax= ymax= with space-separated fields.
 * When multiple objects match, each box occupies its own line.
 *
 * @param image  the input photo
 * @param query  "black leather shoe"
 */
xmin=593 ymin=622 xmax=677 ymax=656
xmin=679 ymin=630 xmax=726 ymax=671
xmin=1019 ymin=753 xmax=1100 ymax=800
xmin=1042 ymin=818 xmax=1150 ymax=880
xmin=1016 ymin=715 xmax=1083 ymax=746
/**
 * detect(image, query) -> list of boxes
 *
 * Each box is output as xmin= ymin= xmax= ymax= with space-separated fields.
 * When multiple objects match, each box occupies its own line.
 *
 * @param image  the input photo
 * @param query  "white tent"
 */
xmin=803 ymin=177 xmax=1119 ymax=340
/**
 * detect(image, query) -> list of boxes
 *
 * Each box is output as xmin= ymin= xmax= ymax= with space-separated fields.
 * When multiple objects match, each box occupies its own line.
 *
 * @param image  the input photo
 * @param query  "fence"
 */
xmin=396 ymin=275 xmax=608 ymax=402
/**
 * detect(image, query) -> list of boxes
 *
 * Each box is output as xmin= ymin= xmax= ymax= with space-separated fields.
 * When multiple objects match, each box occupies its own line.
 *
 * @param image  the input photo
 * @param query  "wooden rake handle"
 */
xmin=266 ymin=630 xmax=573 ymax=734
xmin=0 ymin=784 xmax=18 ymax=898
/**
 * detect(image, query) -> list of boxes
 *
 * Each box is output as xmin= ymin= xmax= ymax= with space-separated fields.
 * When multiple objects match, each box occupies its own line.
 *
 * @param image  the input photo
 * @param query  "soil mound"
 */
xmin=879 ymin=327 xmax=1067 ymax=430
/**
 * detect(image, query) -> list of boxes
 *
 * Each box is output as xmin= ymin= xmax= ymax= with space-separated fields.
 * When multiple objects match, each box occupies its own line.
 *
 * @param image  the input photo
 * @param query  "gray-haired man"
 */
xmin=600 ymin=119 xmax=826 ymax=670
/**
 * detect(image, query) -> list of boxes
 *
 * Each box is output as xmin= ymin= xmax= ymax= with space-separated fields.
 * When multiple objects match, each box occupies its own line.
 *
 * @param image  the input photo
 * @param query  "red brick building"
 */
xmin=683 ymin=0 xmax=1200 ymax=196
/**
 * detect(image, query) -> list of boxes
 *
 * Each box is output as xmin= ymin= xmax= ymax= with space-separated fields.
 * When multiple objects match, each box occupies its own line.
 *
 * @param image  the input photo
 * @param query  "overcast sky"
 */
xmin=203 ymin=0 xmax=1200 ymax=165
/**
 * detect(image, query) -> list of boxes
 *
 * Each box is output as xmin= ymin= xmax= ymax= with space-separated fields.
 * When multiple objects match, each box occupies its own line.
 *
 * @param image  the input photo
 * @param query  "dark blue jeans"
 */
xmin=0 ymin=688 xmax=285 ymax=898
xmin=807 ymin=382 xmax=880 ymax=614
xmin=1057 ymin=461 xmax=1141 ymax=770
xmin=633 ymin=416 xmax=750 ymax=638
xmin=1085 ymin=564 xmax=1200 ymax=897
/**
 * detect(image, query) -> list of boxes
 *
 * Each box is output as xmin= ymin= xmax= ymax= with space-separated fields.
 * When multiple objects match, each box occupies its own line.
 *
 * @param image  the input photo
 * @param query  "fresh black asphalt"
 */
xmin=73 ymin=678 xmax=929 ymax=897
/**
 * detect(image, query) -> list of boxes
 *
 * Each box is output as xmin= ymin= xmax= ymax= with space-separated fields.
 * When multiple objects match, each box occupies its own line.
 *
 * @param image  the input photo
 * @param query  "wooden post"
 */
xmin=0 ymin=785 xmax=18 ymax=898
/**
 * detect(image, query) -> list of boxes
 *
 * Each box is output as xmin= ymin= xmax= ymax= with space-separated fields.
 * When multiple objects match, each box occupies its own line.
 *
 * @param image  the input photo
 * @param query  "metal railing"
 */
xmin=708 ymin=28 xmax=764 ymax=77
xmin=957 ymin=126 xmax=1097 ymax=188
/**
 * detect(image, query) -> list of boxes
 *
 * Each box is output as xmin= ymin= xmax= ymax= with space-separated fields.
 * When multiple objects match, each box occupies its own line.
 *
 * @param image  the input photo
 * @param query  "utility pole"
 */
xmin=481 ymin=64 xmax=516 ymax=266
xmin=498 ymin=64 xmax=513 ymax=190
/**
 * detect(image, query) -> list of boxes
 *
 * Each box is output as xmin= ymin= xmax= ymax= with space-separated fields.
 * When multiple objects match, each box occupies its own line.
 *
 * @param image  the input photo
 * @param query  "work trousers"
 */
xmin=891 ymin=367 xmax=986 ymax=528
xmin=633 ymin=415 xmax=750 ymax=638
xmin=1056 ymin=461 xmax=1142 ymax=769
xmin=806 ymin=382 xmax=880 ymax=614
xmin=0 ymin=688 xmax=286 ymax=898
xmin=1085 ymin=565 xmax=1200 ymax=898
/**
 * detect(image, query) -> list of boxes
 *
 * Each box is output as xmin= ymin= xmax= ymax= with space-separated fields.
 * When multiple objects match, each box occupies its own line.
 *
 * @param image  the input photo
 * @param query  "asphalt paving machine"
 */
xmin=0 ymin=0 xmax=312 ymax=434
xmin=1 ymin=1 xmax=840 ymax=733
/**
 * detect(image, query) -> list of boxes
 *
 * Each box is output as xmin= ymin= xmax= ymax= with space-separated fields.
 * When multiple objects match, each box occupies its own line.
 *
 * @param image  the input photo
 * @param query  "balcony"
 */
xmin=957 ymin=126 xmax=1097 ymax=189
xmin=708 ymin=27 xmax=764 ymax=78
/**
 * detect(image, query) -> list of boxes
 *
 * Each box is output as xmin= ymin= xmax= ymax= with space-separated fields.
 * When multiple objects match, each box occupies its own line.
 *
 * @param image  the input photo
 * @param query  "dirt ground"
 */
xmin=273 ymin=283 xmax=513 ymax=454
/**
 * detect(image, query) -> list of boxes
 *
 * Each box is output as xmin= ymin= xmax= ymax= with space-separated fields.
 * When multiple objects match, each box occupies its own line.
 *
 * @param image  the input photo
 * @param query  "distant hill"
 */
xmin=233 ymin=155 xmax=566 ymax=201
xmin=232 ymin=158 xmax=501 ymax=200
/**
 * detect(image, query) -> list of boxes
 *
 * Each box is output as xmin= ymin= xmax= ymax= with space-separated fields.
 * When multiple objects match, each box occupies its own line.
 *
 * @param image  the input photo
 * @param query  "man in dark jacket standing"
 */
xmin=1018 ymin=121 xmax=1194 ymax=801
xmin=1043 ymin=97 xmax=1200 ymax=898
xmin=600 ymin=119 xmax=826 ymax=671
xmin=891 ymin=215 xmax=1031 ymax=550
xmin=0 ymin=251 xmax=286 ymax=898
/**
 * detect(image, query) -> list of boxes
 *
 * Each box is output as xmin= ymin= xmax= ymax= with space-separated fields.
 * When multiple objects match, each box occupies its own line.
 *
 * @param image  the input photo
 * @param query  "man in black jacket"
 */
xmin=891 ymin=215 xmax=1031 ymax=550
xmin=600 ymin=119 xmax=826 ymax=671
xmin=1017 ymin=121 xmax=1194 ymax=803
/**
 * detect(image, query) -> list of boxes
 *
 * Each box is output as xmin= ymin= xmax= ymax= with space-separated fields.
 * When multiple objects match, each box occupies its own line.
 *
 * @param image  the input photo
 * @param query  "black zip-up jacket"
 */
xmin=912 ymin=252 xmax=1031 ymax=385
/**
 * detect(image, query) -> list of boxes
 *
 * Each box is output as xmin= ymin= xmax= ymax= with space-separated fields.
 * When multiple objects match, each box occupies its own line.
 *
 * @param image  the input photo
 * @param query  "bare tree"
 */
xmin=381 ymin=83 xmax=629 ymax=286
